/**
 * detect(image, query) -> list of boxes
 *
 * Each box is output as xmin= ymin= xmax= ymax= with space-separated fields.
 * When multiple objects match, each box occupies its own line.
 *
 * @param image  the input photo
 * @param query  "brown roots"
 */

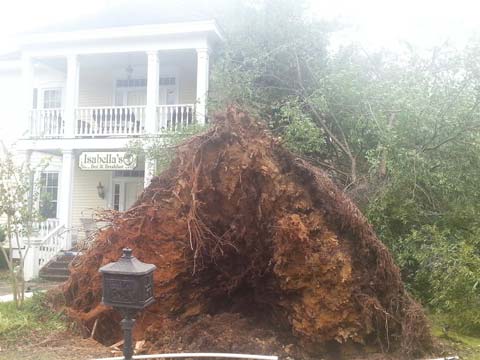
xmin=63 ymin=106 xmax=433 ymax=358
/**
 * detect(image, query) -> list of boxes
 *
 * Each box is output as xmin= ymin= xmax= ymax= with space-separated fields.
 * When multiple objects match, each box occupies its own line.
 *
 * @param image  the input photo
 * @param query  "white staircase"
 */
xmin=22 ymin=220 xmax=70 ymax=281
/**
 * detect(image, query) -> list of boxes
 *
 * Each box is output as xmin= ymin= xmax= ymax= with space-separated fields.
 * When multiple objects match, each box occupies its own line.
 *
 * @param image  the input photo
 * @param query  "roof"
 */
xmin=1 ymin=1 xmax=224 ymax=64
xmin=25 ymin=0 xmax=217 ymax=34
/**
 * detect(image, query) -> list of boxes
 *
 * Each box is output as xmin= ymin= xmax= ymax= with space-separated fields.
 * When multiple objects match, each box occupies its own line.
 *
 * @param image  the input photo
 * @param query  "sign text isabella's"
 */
xmin=79 ymin=152 xmax=137 ymax=170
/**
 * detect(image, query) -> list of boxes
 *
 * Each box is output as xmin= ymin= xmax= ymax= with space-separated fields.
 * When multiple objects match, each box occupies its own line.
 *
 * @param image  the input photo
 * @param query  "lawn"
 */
xmin=431 ymin=321 xmax=480 ymax=360
xmin=0 ymin=293 xmax=111 ymax=359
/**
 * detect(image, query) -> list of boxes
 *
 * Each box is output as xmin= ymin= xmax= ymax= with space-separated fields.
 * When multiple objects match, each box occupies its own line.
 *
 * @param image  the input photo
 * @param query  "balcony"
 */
xmin=29 ymin=104 xmax=195 ymax=138
xmin=30 ymin=109 xmax=65 ymax=138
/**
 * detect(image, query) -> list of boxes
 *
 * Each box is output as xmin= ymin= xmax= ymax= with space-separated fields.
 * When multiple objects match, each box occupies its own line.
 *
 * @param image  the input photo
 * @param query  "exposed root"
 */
xmin=62 ymin=106 xmax=433 ymax=358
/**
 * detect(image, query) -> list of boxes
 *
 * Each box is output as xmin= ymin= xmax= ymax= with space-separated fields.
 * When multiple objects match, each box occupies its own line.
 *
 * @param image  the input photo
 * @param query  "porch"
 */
xmin=11 ymin=150 xmax=147 ymax=280
xmin=23 ymin=49 xmax=209 ymax=139
xmin=30 ymin=104 xmax=195 ymax=137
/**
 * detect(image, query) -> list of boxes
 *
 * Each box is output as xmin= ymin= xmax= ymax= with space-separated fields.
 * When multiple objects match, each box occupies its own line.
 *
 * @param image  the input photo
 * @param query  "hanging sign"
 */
xmin=79 ymin=152 xmax=137 ymax=170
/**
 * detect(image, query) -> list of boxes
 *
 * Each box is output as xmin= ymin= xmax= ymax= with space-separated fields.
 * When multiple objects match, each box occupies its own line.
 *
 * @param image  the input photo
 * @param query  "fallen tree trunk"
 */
xmin=63 ymin=107 xmax=432 ymax=359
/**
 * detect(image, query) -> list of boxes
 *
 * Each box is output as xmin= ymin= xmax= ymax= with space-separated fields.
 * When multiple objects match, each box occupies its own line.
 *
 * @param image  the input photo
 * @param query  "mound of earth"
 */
xmin=63 ymin=106 xmax=432 ymax=359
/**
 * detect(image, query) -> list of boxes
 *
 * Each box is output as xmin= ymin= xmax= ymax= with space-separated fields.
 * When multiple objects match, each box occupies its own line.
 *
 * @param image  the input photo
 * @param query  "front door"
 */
xmin=115 ymin=88 xmax=147 ymax=106
xmin=112 ymin=179 xmax=143 ymax=211
xmin=159 ymin=86 xmax=177 ymax=105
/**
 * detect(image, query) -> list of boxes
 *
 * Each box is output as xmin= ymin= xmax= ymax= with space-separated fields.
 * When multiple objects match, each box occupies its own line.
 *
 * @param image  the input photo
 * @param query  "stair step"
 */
xmin=39 ymin=273 xmax=69 ymax=282
xmin=40 ymin=267 xmax=70 ymax=277
xmin=38 ymin=249 xmax=77 ymax=282
xmin=47 ymin=261 xmax=70 ymax=269
xmin=56 ymin=255 xmax=75 ymax=262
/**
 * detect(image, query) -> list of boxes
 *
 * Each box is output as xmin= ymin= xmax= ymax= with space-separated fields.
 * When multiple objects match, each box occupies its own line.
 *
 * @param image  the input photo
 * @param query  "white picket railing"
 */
xmin=37 ymin=224 xmax=67 ymax=270
xmin=157 ymin=104 xmax=195 ymax=131
xmin=30 ymin=109 xmax=65 ymax=137
xmin=29 ymin=105 xmax=196 ymax=138
xmin=75 ymin=106 xmax=146 ymax=137
xmin=33 ymin=218 xmax=60 ymax=238
xmin=23 ymin=223 xmax=68 ymax=281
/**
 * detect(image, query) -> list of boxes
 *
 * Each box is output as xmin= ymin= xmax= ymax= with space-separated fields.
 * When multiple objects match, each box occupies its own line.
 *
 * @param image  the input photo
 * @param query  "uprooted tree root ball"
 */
xmin=63 ymin=107 xmax=433 ymax=358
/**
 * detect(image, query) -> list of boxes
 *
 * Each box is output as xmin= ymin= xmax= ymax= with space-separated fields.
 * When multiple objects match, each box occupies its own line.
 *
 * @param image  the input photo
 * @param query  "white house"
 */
xmin=0 ymin=18 xmax=223 ymax=280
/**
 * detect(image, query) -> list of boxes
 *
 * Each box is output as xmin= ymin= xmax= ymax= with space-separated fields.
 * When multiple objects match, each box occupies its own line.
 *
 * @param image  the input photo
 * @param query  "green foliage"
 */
xmin=387 ymin=226 xmax=480 ymax=332
xmin=209 ymin=0 xmax=480 ymax=332
xmin=127 ymin=124 xmax=206 ymax=174
xmin=0 ymin=227 xmax=7 ymax=269
xmin=0 ymin=293 xmax=66 ymax=344
xmin=0 ymin=148 xmax=46 ymax=307
xmin=279 ymin=101 xmax=326 ymax=156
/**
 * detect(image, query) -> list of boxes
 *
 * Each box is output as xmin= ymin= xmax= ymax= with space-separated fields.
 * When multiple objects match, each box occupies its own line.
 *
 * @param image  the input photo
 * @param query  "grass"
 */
xmin=0 ymin=291 xmax=112 ymax=360
xmin=430 ymin=317 xmax=480 ymax=360
xmin=0 ymin=292 xmax=66 ymax=346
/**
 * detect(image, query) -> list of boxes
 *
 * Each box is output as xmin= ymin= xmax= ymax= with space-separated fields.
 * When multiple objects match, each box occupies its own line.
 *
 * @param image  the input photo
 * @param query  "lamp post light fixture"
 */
xmin=99 ymin=248 xmax=156 ymax=360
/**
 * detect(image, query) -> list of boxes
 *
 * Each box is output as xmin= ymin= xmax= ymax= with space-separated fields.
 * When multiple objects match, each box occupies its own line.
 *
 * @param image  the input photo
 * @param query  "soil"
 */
xmin=0 ymin=331 xmax=111 ymax=360
xmin=61 ymin=107 xmax=433 ymax=359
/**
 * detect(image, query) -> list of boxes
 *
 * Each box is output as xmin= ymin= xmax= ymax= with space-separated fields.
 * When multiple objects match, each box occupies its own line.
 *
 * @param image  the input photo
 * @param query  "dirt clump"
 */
xmin=63 ymin=106 xmax=432 ymax=359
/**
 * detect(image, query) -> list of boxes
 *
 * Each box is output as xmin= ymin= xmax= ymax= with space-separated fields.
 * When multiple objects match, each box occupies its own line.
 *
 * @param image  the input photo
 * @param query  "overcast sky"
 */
xmin=312 ymin=0 xmax=480 ymax=50
xmin=1 ymin=0 xmax=479 ymax=53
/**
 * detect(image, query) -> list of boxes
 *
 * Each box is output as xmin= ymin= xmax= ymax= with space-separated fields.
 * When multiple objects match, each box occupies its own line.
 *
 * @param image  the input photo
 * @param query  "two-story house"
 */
xmin=0 ymin=18 xmax=223 ymax=280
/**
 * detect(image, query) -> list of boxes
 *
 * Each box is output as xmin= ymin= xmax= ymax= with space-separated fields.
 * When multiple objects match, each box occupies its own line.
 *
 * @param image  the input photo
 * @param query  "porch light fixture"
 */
xmin=96 ymin=182 xmax=105 ymax=199
xmin=99 ymin=248 xmax=156 ymax=360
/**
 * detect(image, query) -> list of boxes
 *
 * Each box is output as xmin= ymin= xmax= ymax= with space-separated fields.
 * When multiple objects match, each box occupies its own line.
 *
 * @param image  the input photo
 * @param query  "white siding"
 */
xmin=0 ymin=69 xmax=23 ymax=144
xmin=71 ymin=156 xmax=110 ymax=238
xmin=78 ymin=68 xmax=115 ymax=107
xmin=178 ymin=64 xmax=196 ymax=104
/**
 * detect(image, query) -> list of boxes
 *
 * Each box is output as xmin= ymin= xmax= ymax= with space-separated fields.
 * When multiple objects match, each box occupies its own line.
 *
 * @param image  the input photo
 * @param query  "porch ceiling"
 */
xmin=79 ymin=50 xmax=195 ymax=69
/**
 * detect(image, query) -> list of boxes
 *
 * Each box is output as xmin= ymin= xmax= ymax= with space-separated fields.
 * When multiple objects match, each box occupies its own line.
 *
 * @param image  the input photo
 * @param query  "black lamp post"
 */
xmin=99 ymin=248 xmax=156 ymax=360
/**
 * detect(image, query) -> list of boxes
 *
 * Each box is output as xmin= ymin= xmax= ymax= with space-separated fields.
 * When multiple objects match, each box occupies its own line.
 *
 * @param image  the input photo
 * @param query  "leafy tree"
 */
xmin=209 ymin=0 xmax=480 ymax=332
xmin=0 ymin=145 xmax=44 ymax=308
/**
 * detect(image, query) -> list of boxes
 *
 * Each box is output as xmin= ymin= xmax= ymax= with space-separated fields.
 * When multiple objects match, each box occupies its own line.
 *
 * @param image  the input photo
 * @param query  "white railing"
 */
xmin=75 ymin=106 xmax=146 ymax=137
xmin=28 ymin=105 xmax=196 ymax=138
xmin=30 ymin=109 xmax=65 ymax=137
xmin=157 ymin=104 xmax=195 ymax=131
xmin=37 ymin=224 xmax=67 ymax=270
xmin=34 ymin=218 xmax=60 ymax=238
xmin=23 ymin=223 xmax=68 ymax=281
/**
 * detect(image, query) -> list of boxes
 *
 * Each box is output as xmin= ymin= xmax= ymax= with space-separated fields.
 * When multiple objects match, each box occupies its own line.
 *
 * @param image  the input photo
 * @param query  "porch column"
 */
xmin=146 ymin=50 xmax=160 ymax=134
xmin=59 ymin=149 xmax=75 ymax=249
xmin=65 ymin=54 xmax=79 ymax=137
xmin=21 ymin=55 xmax=34 ymax=137
xmin=144 ymin=157 xmax=156 ymax=188
xmin=196 ymin=48 xmax=210 ymax=125
xmin=23 ymin=240 xmax=40 ymax=281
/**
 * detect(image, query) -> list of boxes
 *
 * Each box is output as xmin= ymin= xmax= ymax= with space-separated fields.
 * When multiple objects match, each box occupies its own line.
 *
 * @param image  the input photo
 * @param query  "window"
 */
xmin=43 ymin=88 xmax=62 ymax=109
xmin=116 ymin=78 xmax=147 ymax=88
xmin=159 ymin=77 xmax=175 ymax=85
xmin=115 ymin=77 xmax=175 ymax=87
xmin=113 ymin=170 xmax=145 ymax=178
xmin=40 ymin=172 xmax=59 ymax=219
xmin=113 ymin=183 xmax=121 ymax=211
